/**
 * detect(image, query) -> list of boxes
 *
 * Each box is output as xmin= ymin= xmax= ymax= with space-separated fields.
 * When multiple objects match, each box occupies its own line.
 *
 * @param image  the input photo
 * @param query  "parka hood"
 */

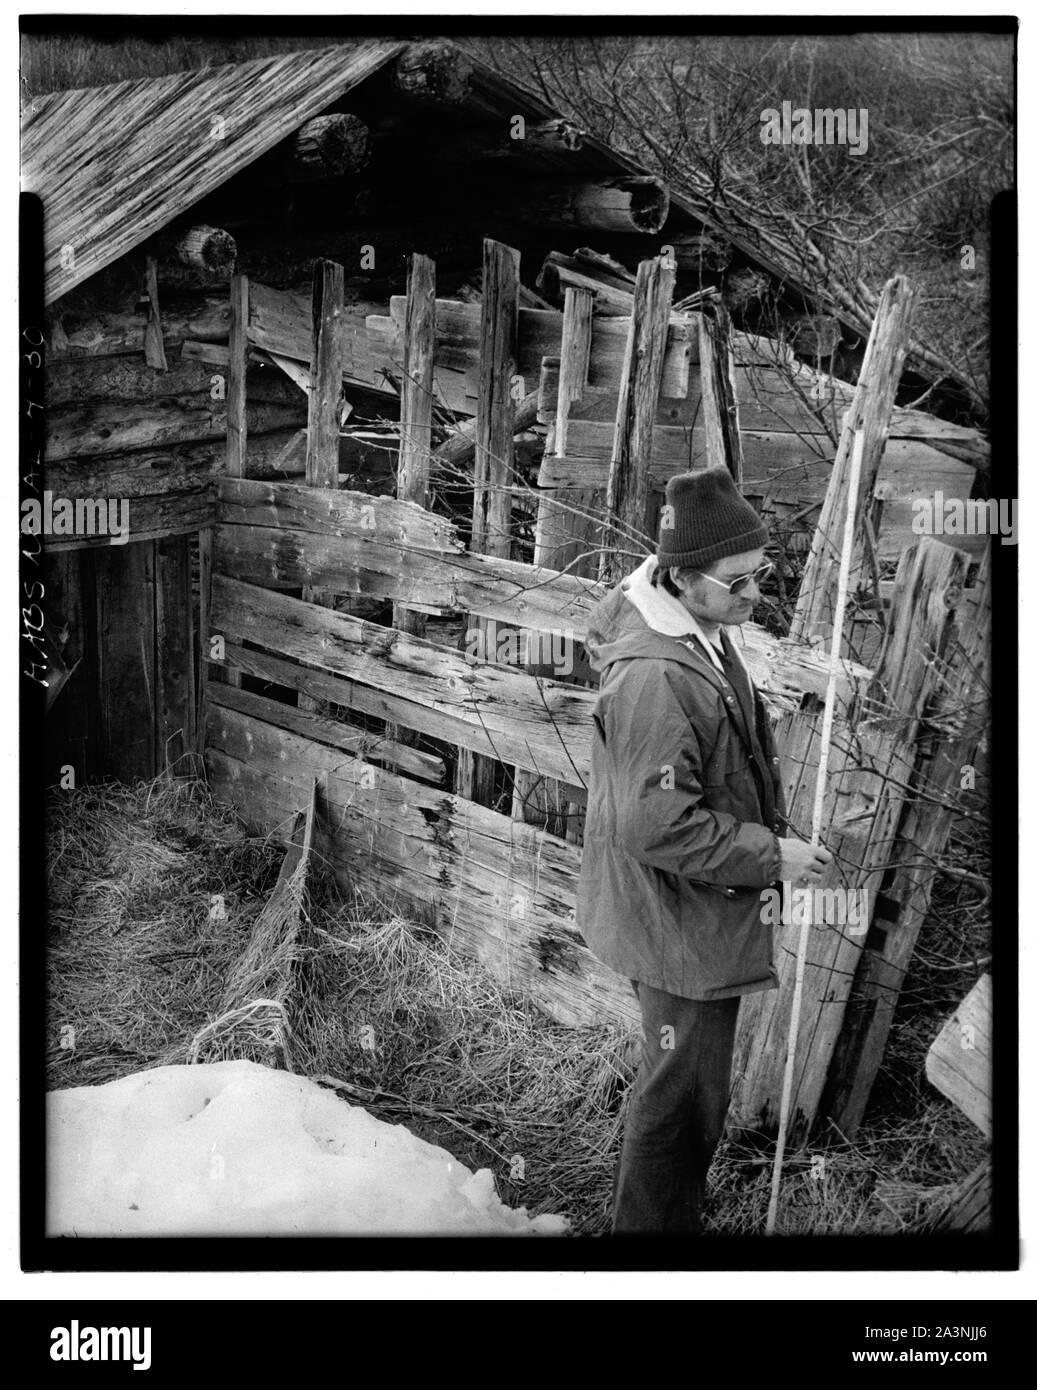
xmin=585 ymin=556 xmax=727 ymax=678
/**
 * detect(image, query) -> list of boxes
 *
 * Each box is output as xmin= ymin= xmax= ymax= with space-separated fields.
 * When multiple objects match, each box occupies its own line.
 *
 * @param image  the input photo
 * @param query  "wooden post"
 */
xmin=393 ymin=252 xmax=437 ymax=638
xmin=217 ymin=273 xmax=250 ymax=694
xmin=197 ymin=528 xmax=213 ymax=755
xmin=456 ymin=238 xmax=519 ymax=806
xmin=300 ymin=259 xmax=346 ymax=711
xmin=697 ymin=301 xmax=744 ymax=482
xmin=155 ymin=534 xmax=198 ymax=774
xmin=226 ymin=274 xmax=249 ymax=477
xmin=304 ymin=259 xmax=346 ymax=489
xmin=821 ymin=548 xmax=990 ymax=1135
xmin=472 ymin=238 xmax=519 ymax=556
xmin=790 ymin=276 xmax=916 ymax=645
xmin=513 ymin=286 xmax=594 ymax=832
xmin=388 ymin=253 xmax=436 ymax=746
xmin=598 ymin=253 xmax=676 ymax=586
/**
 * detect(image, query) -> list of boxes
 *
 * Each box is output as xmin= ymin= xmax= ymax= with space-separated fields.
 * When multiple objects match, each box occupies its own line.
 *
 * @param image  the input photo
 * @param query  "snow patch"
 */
xmin=47 ymin=1060 xmax=568 ymax=1236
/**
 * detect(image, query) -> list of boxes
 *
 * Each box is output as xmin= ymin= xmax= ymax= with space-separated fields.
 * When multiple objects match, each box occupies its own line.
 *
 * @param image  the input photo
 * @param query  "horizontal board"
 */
xmin=213 ymin=522 xmax=602 ymax=632
xmin=206 ymin=679 xmax=445 ymax=783
xmin=218 ymin=478 xmax=462 ymax=551
xmin=204 ymin=707 xmax=638 ymax=1028
xmin=211 ymin=575 xmax=593 ymax=787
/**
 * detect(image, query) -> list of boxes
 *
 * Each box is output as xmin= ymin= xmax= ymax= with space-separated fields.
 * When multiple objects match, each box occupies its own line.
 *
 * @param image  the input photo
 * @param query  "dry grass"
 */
xmin=46 ymin=778 xmax=279 ymax=1088
xmin=46 ymin=776 xmax=633 ymax=1233
xmin=46 ymin=772 xmax=988 ymax=1237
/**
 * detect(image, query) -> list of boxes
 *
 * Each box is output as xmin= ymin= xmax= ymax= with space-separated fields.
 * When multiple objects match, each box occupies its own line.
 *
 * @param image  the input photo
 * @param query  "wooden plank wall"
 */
xmin=44 ymin=536 xmax=199 ymax=784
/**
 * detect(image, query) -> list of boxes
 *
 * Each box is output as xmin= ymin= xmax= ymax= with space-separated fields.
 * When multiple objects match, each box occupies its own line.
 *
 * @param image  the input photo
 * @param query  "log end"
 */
xmin=574 ymin=176 xmax=670 ymax=235
xmin=393 ymin=40 xmax=473 ymax=105
xmin=176 ymin=225 xmax=238 ymax=277
xmin=626 ymin=176 xmax=670 ymax=234
xmin=290 ymin=112 xmax=371 ymax=179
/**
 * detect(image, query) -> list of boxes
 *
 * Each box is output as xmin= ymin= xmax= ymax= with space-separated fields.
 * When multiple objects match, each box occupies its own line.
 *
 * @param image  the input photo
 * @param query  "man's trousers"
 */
xmin=612 ymin=981 xmax=741 ymax=1234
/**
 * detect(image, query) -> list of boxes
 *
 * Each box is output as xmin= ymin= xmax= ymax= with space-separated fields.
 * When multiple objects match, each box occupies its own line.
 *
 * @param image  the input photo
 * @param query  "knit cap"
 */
xmin=657 ymin=467 xmax=768 ymax=568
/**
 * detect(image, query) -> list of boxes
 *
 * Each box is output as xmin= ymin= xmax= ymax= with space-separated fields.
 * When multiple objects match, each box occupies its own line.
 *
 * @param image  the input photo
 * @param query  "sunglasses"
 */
xmin=698 ymin=561 xmax=775 ymax=597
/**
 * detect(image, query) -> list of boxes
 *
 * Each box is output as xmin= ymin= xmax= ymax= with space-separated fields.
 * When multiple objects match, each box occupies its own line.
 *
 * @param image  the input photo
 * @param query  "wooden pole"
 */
xmin=790 ymin=276 xmax=916 ymax=645
xmin=598 ymin=253 xmax=676 ymax=586
xmin=472 ymin=238 xmax=519 ymax=556
xmin=226 ymin=274 xmax=249 ymax=478
xmin=300 ymin=259 xmax=346 ymax=709
xmin=766 ymin=427 xmax=865 ymax=1237
xmin=697 ymin=301 xmax=744 ymax=483
xmin=304 ymin=258 xmax=346 ymax=489
xmin=216 ymin=272 xmax=250 ymax=695
xmin=394 ymin=253 xmax=437 ymax=536
xmin=388 ymin=253 xmax=436 ymax=744
xmin=513 ymin=286 xmax=594 ymax=831
xmin=456 ymin=239 xmax=520 ymax=806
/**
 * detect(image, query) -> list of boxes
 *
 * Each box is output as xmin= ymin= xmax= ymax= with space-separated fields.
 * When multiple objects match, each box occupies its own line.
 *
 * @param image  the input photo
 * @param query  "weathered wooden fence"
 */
xmin=197 ymin=247 xmax=990 ymax=1138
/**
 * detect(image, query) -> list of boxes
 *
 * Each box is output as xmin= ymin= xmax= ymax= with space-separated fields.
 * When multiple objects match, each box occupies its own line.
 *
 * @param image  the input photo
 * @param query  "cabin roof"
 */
xmin=22 ymin=39 xmax=406 ymax=303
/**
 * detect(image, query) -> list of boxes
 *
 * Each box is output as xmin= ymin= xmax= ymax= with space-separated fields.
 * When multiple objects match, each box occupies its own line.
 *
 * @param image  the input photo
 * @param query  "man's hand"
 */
xmin=778 ymin=837 xmax=833 ymax=885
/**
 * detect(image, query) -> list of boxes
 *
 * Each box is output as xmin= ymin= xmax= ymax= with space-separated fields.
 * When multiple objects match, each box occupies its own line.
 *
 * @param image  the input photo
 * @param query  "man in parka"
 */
xmin=577 ymin=468 xmax=831 ymax=1234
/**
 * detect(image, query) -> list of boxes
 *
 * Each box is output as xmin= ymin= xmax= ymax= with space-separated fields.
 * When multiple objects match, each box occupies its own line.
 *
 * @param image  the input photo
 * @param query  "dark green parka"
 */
xmin=576 ymin=558 xmax=787 ymax=1001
